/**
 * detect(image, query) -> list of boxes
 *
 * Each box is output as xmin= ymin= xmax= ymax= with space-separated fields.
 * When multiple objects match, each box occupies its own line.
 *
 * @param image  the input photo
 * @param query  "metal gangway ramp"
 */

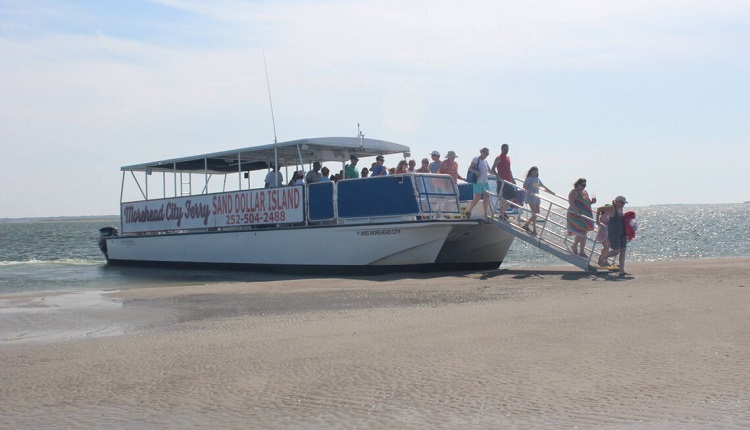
xmin=482 ymin=180 xmax=606 ymax=272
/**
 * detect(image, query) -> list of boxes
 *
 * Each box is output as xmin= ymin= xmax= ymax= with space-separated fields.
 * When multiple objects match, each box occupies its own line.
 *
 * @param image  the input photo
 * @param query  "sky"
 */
xmin=1 ymin=0 xmax=749 ymax=218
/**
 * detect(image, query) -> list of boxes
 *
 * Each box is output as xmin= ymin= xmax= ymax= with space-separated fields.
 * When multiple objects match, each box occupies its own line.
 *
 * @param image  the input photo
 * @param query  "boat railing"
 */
xmin=411 ymin=174 xmax=462 ymax=218
xmin=309 ymin=173 xmax=461 ymax=224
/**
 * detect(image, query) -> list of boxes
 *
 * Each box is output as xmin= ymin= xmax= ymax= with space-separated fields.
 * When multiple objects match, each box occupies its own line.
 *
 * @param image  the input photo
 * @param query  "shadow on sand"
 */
xmin=475 ymin=268 xmax=634 ymax=282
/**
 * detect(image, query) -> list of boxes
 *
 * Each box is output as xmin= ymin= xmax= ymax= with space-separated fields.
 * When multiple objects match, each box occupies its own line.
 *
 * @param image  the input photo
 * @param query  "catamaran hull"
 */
xmin=105 ymin=220 xmax=514 ymax=273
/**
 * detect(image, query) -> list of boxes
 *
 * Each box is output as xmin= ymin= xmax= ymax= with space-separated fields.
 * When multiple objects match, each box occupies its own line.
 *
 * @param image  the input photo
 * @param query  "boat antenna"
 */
xmin=263 ymin=52 xmax=279 ymax=175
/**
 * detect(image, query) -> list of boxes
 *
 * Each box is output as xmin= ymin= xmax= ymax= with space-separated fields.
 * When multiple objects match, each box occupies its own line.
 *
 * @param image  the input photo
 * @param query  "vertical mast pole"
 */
xmin=263 ymin=52 xmax=279 ymax=183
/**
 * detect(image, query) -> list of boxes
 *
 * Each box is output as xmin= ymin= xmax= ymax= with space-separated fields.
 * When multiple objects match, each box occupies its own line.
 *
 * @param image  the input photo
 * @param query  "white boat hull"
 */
xmin=103 ymin=138 xmax=517 ymax=274
xmin=105 ymin=220 xmax=513 ymax=273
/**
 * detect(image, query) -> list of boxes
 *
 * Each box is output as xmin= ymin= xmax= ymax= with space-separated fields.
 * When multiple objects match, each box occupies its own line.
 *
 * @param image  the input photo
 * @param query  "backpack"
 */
xmin=466 ymin=158 xmax=478 ymax=183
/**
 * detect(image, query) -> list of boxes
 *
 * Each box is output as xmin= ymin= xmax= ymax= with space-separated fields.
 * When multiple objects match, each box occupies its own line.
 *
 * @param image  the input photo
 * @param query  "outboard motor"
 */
xmin=98 ymin=226 xmax=118 ymax=260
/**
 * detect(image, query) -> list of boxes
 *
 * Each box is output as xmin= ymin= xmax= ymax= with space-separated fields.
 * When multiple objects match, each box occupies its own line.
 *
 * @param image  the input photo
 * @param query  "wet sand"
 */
xmin=1 ymin=258 xmax=749 ymax=429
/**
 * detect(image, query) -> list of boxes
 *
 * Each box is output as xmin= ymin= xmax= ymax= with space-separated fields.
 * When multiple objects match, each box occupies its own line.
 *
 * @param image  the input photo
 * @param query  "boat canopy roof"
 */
xmin=121 ymin=137 xmax=410 ymax=174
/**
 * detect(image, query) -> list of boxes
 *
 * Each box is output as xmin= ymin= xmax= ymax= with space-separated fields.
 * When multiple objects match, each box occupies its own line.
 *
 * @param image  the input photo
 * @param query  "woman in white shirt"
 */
xmin=466 ymin=147 xmax=491 ymax=218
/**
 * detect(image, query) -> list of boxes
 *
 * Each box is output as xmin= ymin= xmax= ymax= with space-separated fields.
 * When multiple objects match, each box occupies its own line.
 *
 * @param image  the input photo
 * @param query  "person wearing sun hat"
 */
xmin=438 ymin=150 xmax=465 ymax=183
xmin=600 ymin=195 xmax=630 ymax=276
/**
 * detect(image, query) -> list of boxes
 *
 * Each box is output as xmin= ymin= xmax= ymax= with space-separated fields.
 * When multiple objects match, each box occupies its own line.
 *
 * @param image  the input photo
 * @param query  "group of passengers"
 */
xmin=264 ymin=145 xmax=631 ymax=275
xmin=460 ymin=143 xmax=631 ymax=276
xmin=347 ymin=150 xmax=466 ymax=182
xmin=264 ymin=150 xmax=469 ymax=189
xmin=265 ymin=162 xmax=341 ymax=187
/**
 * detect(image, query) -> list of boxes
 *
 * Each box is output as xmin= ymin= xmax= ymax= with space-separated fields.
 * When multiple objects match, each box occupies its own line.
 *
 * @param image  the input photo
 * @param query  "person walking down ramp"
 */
xmin=567 ymin=178 xmax=596 ymax=257
xmin=599 ymin=196 xmax=631 ymax=277
xmin=490 ymin=143 xmax=516 ymax=219
xmin=595 ymin=204 xmax=612 ymax=266
xmin=466 ymin=148 xmax=492 ymax=219
xmin=521 ymin=166 xmax=553 ymax=236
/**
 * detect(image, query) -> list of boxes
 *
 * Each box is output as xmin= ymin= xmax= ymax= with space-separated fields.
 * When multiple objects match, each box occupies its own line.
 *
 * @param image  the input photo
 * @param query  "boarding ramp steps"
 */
xmin=488 ymin=180 xmax=606 ymax=272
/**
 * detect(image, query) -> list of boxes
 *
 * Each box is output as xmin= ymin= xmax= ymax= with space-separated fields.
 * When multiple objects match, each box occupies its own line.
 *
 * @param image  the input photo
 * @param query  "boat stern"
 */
xmin=98 ymin=226 xmax=118 ymax=261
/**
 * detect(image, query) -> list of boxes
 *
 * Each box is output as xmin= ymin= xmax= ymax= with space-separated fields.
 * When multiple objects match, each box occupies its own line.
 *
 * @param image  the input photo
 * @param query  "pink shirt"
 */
xmin=438 ymin=159 xmax=460 ymax=181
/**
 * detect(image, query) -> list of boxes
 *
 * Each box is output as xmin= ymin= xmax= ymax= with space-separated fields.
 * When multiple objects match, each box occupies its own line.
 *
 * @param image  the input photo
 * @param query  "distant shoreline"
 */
xmin=647 ymin=202 xmax=748 ymax=207
xmin=0 ymin=215 xmax=118 ymax=223
xmin=2 ymin=201 xmax=749 ymax=221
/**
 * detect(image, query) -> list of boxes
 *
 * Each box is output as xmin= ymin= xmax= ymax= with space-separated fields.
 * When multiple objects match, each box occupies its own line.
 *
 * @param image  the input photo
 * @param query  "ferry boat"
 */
xmin=98 ymin=136 xmax=515 ymax=273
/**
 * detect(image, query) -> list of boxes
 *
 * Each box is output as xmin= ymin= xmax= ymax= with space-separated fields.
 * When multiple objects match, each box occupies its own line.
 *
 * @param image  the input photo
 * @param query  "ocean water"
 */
xmin=1 ymin=204 xmax=748 ymax=295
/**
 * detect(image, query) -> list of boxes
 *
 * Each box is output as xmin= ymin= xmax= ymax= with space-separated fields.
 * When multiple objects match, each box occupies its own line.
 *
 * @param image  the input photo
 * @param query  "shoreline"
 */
xmin=1 ymin=258 xmax=748 ymax=343
xmin=2 ymin=258 xmax=749 ymax=428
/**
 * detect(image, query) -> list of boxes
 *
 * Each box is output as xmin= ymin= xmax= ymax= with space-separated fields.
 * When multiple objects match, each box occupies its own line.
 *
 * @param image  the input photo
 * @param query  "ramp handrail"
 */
xmin=492 ymin=179 xmax=605 ymax=271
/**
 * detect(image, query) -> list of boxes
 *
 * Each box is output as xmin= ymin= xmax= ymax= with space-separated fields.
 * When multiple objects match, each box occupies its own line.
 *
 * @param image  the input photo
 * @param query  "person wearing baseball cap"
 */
xmin=345 ymin=154 xmax=360 ymax=179
xmin=599 ymin=195 xmax=630 ymax=276
xmin=429 ymin=151 xmax=441 ymax=173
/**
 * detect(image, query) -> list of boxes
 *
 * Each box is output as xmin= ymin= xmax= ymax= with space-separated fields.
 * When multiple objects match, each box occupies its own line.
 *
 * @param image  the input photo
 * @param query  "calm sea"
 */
xmin=1 ymin=204 xmax=748 ymax=295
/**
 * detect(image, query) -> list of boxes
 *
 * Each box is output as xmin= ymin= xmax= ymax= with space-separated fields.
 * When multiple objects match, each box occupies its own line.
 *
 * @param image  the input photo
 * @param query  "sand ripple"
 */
xmin=1 ymin=259 xmax=749 ymax=428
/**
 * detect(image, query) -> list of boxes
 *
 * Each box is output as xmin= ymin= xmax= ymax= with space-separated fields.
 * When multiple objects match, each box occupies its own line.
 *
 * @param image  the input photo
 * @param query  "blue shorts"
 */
xmin=472 ymin=182 xmax=489 ymax=194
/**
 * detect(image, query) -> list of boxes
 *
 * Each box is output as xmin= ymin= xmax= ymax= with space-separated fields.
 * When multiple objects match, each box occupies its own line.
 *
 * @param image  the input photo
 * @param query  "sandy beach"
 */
xmin=1 ymin=258 xmax=749 ymax=429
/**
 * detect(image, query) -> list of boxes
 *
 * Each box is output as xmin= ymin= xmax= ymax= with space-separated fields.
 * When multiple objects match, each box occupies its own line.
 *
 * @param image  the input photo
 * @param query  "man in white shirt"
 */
xmin=264 ymin=166 xmax=283 ymax=188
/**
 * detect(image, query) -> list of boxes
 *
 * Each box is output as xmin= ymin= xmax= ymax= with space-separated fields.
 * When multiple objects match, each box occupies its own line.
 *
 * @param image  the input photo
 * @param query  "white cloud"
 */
xmin=1 ymin=0 xmax=750 ymax=216
xmin=149 ymin=0 xmax=750 ymax=71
